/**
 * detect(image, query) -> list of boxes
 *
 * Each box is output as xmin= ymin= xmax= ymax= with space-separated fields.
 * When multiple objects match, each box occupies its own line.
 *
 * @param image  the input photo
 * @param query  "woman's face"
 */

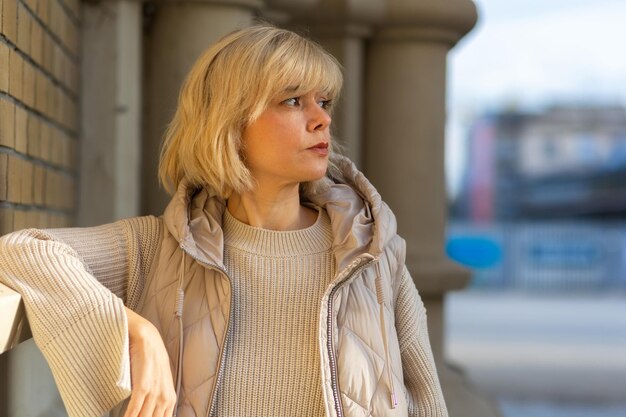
xmin=241 ymin=89 xmax=333 ymax=188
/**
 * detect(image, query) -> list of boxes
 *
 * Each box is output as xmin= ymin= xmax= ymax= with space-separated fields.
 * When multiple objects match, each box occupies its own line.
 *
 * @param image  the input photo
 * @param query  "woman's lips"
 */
xmin=308 ymin=142 xmax=329 ymax=156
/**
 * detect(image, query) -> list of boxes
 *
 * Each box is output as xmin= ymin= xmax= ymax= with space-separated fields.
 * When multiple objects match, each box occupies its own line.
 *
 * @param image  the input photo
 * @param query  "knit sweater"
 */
xmin=216 ymin=207 xmax=335 ymax=417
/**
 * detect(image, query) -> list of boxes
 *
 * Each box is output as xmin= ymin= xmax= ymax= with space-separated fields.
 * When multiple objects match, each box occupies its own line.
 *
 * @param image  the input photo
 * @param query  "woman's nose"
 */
xmin=307 ymin=104 xmax=332 ymax=132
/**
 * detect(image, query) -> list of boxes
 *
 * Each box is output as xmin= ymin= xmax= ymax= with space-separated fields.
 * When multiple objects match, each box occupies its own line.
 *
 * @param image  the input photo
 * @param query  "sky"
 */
xmin=445 ymin=0 xmax=626 ymax=198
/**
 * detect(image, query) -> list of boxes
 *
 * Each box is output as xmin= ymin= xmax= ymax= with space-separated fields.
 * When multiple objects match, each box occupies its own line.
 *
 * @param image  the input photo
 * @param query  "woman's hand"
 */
xmin=124 ymin=307 xmax=178 ymax=417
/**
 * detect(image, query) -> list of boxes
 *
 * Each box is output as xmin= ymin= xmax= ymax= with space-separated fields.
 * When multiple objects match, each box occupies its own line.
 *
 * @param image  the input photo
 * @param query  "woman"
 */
xmin=0 ymin=25 xmax=447 ymax=417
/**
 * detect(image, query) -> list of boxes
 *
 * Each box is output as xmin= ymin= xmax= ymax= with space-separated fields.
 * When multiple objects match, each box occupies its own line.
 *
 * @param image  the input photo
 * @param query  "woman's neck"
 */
xmin=227 ymin=183 xmax=317 ymax=231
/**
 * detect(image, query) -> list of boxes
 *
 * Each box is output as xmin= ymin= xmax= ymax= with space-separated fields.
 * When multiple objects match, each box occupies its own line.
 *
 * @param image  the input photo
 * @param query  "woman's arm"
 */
xmin=0 ymin=216 xmax=163 ymax=417
xmin=395 ymin=265 xmax=449 ymax=417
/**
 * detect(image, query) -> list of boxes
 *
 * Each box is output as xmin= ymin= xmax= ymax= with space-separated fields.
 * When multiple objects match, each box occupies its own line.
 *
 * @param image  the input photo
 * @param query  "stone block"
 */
xmin=35 ymin=71 xmax=46 ymax=113
xmin=26 ymin=209 xmax=39 ymax=228
xmin=61 ymin=176 xmax=72 ymax=210
xmin=42 ymin=32 xmax=52 ymax=74
xmin=23 ymin=60 xmax=35 ymax=108
xmin=47 ymin=84 xmax=57 ymax=123
xmin=33 ymin=164 xmax=44 ymax=205
xmin=49 ymin=128 xmax=58 ymax=165
xmin=68 ymin=56 xmax=77 ymax=94
xmin=17 ymin=4 xmax=31 ymax=54
xmin=37 ymin=0 xmax=49 ymax=24
xmin=44 ymin=169 xmax=57 ymax=207
xmin=67 ymin=0 xmax=81 ymax=22
xmin=24 ymin=0 xmax=36 ymax=12
xmin=0 ymin=42 xmax=9 ymax=93
xmin=20 ymin=159 xmax=33 ymax=205
xmin=0 ymin=207 xmax=14 ymax=235
xmin=7 ymin=154 xmax=20 ymax=202
xmin=52 ymin=43 xmax=61 ymax=83
xmin=37 ymin=211 xmax=49 ymax=228
xmin=31 ymin=19 xmax=42 ymax=65
xmin=67 ymin=17 xmax=79 ymax=57
xmin=14 ymin=105 xmax=27 ymax=153
xmin=27 ymin=115 xmax=40 ymax=157
xmin=0 ymin=152 xmax=7 ymax=200
xmin=13 ymin=208 xmax=28 ymax=229
xmin=8 ymin=49 xmax=23 ymax=101
xmin=39 ymin=122 xmax=49 ymax=162
xmin=1 ymin=0 xmax=17 ymax=43
xmin=0 ymin=98 xmax=15 ymax=148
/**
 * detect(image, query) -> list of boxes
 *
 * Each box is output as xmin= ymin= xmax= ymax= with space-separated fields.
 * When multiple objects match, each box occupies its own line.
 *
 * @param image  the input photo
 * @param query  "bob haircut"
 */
xmin=159 ymin=24 xmax=344 ymax=198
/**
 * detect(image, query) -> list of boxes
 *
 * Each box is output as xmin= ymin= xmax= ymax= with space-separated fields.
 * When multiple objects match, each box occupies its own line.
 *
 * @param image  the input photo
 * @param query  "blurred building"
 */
xmin=454 ymin=105 xmax=626 ymax=221
xmin=448 ymin=105 xmax=626 ymax=293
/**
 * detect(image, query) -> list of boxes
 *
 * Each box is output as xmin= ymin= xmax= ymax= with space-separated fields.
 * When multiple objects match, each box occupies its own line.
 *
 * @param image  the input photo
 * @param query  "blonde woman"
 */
xmin=0 ymin=25 xmax=448 ymax=417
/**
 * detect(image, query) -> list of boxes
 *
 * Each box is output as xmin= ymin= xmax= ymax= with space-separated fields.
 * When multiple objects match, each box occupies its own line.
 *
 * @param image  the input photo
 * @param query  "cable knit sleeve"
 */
xmin=0 ymin=216 xmax=162 ymax=417
xmin=395 ymin=265 xmax=449 ymax=417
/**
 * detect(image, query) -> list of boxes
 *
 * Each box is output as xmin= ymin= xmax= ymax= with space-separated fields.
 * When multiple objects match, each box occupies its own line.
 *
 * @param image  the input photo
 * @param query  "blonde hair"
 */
xmin=159 ymin=24 xmax=344 ymax=198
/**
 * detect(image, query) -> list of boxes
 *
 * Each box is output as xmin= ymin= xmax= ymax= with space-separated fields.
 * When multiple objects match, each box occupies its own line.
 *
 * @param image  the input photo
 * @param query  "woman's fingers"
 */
xmin=123 ymin=389 xmax=175 ymax=417
xmin=124 ymin=307 xmax=177 ymax=417
xmin=155 ymin=402 xmax=174 ymax=417
xmin=138 ymin=392 xmax=157 ymax=417
xmin=123 ymin=390 xmax=147 ymax=417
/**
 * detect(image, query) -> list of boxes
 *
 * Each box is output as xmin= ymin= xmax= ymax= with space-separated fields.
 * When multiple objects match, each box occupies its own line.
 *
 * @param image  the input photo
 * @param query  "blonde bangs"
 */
xmin=246 ymin=32 xmax=343 ymax=122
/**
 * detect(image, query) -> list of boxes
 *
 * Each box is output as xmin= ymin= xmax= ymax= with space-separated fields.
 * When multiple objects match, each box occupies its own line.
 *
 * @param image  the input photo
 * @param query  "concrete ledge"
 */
xmin=0 ymin=282 xmax=31 ymax=355
xmin=409 ymin=257 xmax=471 ymax=298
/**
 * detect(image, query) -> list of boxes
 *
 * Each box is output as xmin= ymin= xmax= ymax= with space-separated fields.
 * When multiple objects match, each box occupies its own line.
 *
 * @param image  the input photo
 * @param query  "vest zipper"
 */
xmin=177 ymin=244 xmax=233 ymax=417
xmin=180 ymin=245 xmax=377 ymax=417
xmin=326 ymin=257 xmax=375 ymax=417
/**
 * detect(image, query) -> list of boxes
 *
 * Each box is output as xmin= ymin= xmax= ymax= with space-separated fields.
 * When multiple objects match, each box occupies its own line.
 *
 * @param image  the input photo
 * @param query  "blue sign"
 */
xmin=446 ymin=236 xmax=502 ymax=269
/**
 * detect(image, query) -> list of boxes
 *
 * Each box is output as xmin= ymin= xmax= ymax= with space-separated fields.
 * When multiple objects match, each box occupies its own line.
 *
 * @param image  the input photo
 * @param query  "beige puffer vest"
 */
xmin=129 ymin=157 xmax=412 ymax=417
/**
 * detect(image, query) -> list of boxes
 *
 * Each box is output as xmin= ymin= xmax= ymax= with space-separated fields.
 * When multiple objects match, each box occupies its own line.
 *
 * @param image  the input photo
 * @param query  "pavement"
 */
xmin=444 ymin=291 xmax=626 ymax=416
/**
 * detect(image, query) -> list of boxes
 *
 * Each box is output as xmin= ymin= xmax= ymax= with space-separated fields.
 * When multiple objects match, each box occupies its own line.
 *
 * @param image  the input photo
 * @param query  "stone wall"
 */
xmin=0 ymin=1 xmax=80 ymax=415
xmin=0 ymin=0 xmax=80 ymax=233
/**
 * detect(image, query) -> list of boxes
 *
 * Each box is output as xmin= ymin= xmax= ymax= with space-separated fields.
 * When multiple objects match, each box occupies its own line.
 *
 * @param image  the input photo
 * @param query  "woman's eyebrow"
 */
xmin=283 ymin=85 xmax=301 ymax=93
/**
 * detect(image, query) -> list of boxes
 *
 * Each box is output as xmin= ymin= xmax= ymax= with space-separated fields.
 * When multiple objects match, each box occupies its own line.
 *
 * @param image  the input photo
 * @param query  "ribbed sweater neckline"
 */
xmin=222 ymin=205 xmax=333 ymax=256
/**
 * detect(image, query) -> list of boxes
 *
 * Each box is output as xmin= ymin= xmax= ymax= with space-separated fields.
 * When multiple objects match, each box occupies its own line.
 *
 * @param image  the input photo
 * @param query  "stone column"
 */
xmin=79 ymin=0 xmax=143 ymax=226
xmin=142 ymin=0 xmax=261 ymax=216
xmin=364 ymin=1 xmax=501 ymax=416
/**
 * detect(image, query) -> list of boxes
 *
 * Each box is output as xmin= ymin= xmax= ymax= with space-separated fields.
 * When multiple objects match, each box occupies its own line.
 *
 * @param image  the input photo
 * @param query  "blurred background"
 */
xmin=444 ymin=1 xmax=626 ymax=416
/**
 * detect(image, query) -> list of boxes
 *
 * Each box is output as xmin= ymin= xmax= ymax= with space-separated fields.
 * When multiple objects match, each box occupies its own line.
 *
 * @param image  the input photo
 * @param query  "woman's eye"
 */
xmin=283 ymin=97 xmax=300 ymax=106
xmin=319 ymin=99 xmax=333 ymax=110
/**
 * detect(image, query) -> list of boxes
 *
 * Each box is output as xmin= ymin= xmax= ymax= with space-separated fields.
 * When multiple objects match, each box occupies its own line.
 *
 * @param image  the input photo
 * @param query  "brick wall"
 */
xmin=0 ymin=0 xmax=80 ymax=236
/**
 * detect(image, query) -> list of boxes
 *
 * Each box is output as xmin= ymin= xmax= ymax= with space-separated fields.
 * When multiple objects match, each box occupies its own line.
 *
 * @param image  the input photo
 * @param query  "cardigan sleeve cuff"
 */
xmin=39 ymin=294 xmax=131 ymax=417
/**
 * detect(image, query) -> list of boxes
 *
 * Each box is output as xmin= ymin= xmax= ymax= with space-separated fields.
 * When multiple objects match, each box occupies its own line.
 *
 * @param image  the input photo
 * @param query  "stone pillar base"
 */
xmin=415 ymin=259 xmax=502 ymax=417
